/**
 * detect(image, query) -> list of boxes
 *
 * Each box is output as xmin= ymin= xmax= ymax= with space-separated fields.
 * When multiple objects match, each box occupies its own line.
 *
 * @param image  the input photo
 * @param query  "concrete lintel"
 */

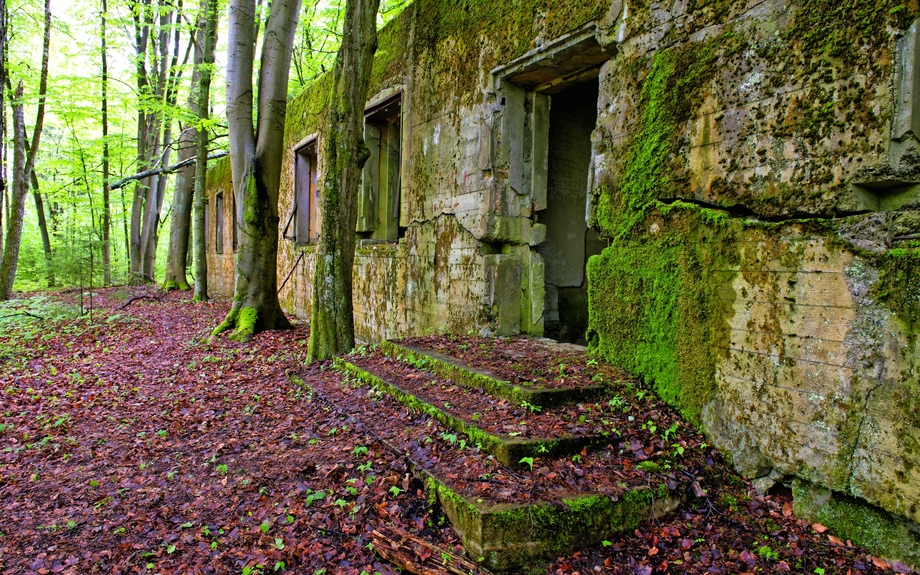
xmin=491 ymin=23 xmax=611 ymax=92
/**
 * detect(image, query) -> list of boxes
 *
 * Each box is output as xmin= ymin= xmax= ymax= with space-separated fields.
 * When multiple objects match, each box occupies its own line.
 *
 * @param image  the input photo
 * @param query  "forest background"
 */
xmin=0 ymin=0 xmax=405 ymax=294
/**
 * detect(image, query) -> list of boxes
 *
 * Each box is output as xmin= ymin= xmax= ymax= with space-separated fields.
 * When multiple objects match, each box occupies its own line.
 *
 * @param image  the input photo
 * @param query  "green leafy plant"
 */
xmin=519 ymin=457 xmax=534 ymax=471
xmin=388 ymin=486 xmax=403 ymax=498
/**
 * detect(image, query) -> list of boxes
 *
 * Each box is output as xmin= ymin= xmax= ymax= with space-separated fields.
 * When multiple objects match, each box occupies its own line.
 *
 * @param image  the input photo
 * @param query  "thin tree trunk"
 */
xmin=30 ymin=175 xmax=54 ymax=287
xmin=0 ymin=0 xmax=6 ymax=254
xmin=213 ymin=0 xmax=299 ymax=341
xmin=0 ymin=0 xmax=50 ymax=300
xmin=307 ymin=0 xmax=380 ymax=360
xmin=129 ymin=0 xmax=152 ymax=283
xmin=101 ymin=0 xmax=111 ymax=285
xmin=193 ymin=0 xmax=217 ymax=303
xmin=164 ymin=0 xmax=204 ymax=292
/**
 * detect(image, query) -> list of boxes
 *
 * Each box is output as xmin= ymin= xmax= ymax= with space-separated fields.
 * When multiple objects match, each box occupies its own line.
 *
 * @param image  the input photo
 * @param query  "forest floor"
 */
xmin=0 ymin=287 xmax=913 ymax=575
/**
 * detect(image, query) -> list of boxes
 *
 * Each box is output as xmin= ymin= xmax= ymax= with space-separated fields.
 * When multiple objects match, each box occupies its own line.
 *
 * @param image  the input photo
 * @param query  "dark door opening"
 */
xmin=536 ymin=77 xmax=602 ymax=345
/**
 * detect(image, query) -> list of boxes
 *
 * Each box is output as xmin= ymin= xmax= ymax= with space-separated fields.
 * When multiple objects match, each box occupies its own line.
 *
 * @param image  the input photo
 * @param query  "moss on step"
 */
xmin=380 ymin=340 xmax=607 ymax=409
xmin=333 ymin=358 xmax=607 ymax=467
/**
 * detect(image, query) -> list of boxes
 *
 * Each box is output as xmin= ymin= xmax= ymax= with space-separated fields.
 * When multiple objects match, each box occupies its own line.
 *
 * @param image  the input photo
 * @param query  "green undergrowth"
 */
xmin=0 ymin=295 xmax=90 ymax=363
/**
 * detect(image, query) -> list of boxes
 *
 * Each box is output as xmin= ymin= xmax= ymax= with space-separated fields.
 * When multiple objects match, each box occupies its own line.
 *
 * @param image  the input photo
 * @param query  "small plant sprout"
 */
xmin=305 ymin=490 xmax=326 ymax=506
xmin=216 ymin=464 xmax=228 ymax=475
xmin=273 ymin=537 xmax=284 ymax=550
xmin=388 ymin=486 xmax=403 ymax=498
xmin=662 ymin=422 xmax=679 ymax=441
xmin=351 ymin=445 xmax=368 ymax=457
xmin=572 ymin=454 xmax=582 ymax=464
xmin=259 ymin=521 xmax=270 ymax=534
xmin=519 ymin=457 xmax=535 ymax=471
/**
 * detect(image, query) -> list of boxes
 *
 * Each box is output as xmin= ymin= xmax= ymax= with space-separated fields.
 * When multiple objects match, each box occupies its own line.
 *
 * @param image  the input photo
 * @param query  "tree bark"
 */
xmin=163 ymin=127 xmax=195 ymax=290
xmin=101 ymin=0 xmax=111 ymax=285
xmin=129 ymin=0 xmax=152 ymax=283
xmin=307 ymin=0 xmax=380 ymax=361
xmin=213 ymin=0 xmax=299 ymax=341
xmin=193 ymin=0 xmax=218 ymax=303
xmin=0 ymin=0 xmax=50 ymax=300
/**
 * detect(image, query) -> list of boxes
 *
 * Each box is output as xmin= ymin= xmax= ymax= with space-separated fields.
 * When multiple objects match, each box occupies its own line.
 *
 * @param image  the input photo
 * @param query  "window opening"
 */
xmin=358 ymin=94 xmax=402 ymax=242
xmin=215 ymin=193 xmax=225 ymax=254
xmin=291 ymin=141 xmax=320 ymax=243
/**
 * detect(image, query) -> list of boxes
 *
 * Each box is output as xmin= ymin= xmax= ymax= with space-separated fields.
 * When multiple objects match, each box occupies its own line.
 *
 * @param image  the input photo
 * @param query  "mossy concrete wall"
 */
xmin=586 ymin=0 xmax=920 ymax=562
xmin=200 ymin=0 xmax=920 ymax=560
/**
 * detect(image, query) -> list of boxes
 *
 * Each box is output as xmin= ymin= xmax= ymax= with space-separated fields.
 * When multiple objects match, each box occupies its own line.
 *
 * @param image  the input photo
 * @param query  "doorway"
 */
xmin=536 ymin=78 xmax=603 ymax=344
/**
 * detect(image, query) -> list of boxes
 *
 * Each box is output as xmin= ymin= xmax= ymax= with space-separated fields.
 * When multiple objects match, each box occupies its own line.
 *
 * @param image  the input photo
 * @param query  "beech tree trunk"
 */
xmin=212 ymin=0 xmax=300 ymax=341
xmin=193 ymin=0 xmax=217 ymax=303
xmin=307 ymin=0 xmax=380 ymax=361
xmin=0 ymin=0 xmax=50 ymax=300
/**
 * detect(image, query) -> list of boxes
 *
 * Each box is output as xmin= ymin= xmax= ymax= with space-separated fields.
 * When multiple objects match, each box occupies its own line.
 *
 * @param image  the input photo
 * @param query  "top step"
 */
xmin=381 ymin=339 xmax=609 ymax=410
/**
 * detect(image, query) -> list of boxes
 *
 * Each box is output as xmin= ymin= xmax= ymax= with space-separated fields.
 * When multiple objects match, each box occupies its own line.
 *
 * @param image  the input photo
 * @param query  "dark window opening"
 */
xmin=293 ymin=141 xmax=320 ymax=244
xmin=215 ymin=193 xmax=225 ymax=255
xmin=535 ymin=77 xmax=601 ymax=345
xmin=358 ymin=94 xmax=403 ymax=242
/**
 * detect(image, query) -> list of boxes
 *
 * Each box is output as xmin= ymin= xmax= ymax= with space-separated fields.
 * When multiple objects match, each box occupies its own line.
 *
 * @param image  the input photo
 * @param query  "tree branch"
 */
xmin=110 ymin=151 xmax=228 ymax=190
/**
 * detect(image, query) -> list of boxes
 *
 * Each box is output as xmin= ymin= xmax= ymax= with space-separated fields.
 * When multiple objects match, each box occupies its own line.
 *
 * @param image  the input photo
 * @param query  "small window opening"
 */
xmin=358 ymin=94 xmax=403 ymax=242
xmin=215 ymin=193 xmax=225 ymax=255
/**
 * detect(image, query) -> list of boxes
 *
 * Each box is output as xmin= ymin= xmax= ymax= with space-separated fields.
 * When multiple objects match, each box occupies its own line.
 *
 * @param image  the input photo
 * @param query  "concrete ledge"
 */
xmin=334 ymin=358 xmax=608 ymax=468
xmin=792 ymin=479 xmax=920 ymax=567
xmin=380 ymin=340 xmax=608 ymax=409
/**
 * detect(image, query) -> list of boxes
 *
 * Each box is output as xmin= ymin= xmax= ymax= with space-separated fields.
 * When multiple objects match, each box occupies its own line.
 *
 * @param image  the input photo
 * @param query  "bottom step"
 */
xmin=419 ymin=470 xmax=684 ymax=570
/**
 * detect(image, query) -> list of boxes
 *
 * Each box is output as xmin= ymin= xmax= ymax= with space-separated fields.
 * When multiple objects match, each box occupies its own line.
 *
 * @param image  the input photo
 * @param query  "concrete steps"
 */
xmin=331 ymin=341 xmax=693 ymax=570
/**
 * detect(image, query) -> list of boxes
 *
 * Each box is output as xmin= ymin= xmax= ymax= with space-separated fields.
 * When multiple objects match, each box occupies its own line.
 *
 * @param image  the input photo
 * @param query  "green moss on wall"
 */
xmin=205 ymin=155 xmax=232 ymax=189
xmin=789 ymin=0 xmax=917 ymax=64
xmin=874 ymin=247 xmax=920 ymax=333
xmin=594 ymin=35 xmax=741 ymax=239
xmin=587 ymin=204 xmax=738 ymax=424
